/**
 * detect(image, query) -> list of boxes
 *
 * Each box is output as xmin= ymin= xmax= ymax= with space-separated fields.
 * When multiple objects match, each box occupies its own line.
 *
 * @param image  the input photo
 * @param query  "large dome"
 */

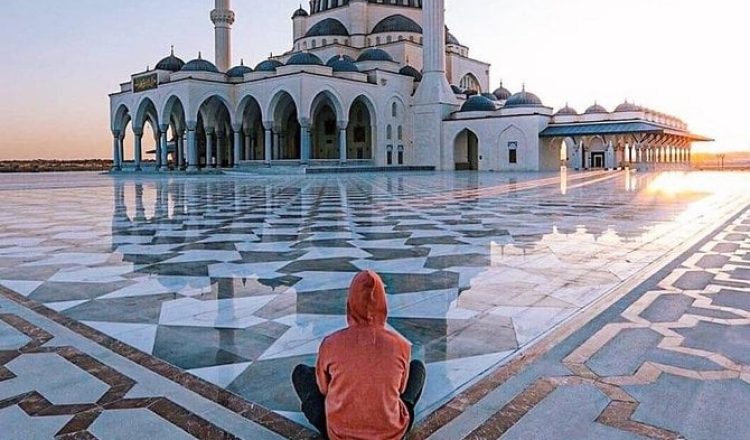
xmin=292 ymin=7 xmax=309 ymax=18
xmin=357 ymin=48 xmax=394 ymax=62
xmin=181 ymin=55 xmax=219 ymax=73
xmin=372 ymin=15 xmax=423 ymax=34
xmin=460 ymin=95 xmax=497 ymax=112
xmin=585 ymin=103 xmax=608 ymax=114
xmin=446 ymin=27 xmax=461 ymax=45
xmin=305 ymin=18 xmax=349 ymax=37
xmin=254 ymin=59 xmax=283 ymax=72
xmin=286 ymin=52 xmax=324 ymax=66
xmin=504 ymin=88 xmax=544 ymax=108
xmin=155 ymin=49 xmax=185 ymax=72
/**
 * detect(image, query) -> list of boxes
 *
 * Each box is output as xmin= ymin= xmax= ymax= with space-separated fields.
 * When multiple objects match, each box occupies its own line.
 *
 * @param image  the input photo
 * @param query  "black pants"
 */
xmin=292 ymin=360 xmax=427 ymax=439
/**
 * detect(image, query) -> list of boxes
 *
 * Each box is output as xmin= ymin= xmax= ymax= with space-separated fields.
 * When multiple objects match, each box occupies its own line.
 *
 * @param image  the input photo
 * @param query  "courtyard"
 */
xmin=0 ymin=169 xmax=749 ymax=439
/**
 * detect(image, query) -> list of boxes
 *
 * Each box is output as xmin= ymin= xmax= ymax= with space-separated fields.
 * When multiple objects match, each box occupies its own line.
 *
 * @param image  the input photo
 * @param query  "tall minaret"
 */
xmin=211 ymin=0 xmax=235 ymax=72
xmin=413 ymin=0 xmax=458 ymax=170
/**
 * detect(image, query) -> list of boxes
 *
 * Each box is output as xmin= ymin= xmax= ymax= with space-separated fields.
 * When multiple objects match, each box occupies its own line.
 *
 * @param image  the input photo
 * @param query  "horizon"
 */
xmin=0 ymin=0 xmax=748 ymax=160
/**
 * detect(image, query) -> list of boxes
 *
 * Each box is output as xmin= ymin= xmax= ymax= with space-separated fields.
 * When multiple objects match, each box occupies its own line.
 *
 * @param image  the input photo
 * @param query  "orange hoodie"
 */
xmin=316 ymin=270 xmax=412 ymax=440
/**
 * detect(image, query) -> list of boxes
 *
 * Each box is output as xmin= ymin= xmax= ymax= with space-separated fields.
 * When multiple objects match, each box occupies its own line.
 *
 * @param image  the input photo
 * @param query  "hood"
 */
xmin=346 ymin=270 xmax=388 ymax=327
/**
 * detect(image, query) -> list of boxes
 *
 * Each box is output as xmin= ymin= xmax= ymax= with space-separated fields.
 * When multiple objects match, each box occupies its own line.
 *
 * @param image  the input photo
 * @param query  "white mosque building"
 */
xmin=109 ymin=0 xmax=710 ymax=173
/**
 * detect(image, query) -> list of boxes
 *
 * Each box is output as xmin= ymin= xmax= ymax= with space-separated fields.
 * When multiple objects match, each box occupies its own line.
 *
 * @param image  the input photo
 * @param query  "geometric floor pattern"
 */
xmin=416 ymin=201 xmax=750 ymax=439
xmin=0 ymin=170 xmax=749 ymax=433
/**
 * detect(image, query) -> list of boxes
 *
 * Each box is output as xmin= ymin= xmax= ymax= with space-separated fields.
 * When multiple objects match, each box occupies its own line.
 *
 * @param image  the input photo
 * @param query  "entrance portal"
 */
xmin=454 ymin=129 xmax=479 ymax=171
xmin=591 ymin=152 xmax=605 ymax=169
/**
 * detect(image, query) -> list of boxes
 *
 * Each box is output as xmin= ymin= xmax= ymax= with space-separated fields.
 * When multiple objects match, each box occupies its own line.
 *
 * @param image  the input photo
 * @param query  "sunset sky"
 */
xmin=0 ymin=0 xmax=747 ymax=160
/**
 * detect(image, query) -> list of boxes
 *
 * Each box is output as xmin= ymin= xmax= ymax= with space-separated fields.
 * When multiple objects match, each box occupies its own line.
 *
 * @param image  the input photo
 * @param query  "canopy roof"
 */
xmin=540 ymin=121 xmax=713 ymax=142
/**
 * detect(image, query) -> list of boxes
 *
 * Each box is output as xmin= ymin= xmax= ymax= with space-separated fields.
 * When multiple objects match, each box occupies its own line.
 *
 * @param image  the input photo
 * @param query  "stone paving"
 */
xmin=0 ymin=170 xmax=749 ymax=439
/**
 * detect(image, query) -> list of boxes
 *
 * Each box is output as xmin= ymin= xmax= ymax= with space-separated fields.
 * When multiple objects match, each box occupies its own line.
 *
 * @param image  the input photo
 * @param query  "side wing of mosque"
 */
xmin=109 ymin=0 xmax=711 ymax=173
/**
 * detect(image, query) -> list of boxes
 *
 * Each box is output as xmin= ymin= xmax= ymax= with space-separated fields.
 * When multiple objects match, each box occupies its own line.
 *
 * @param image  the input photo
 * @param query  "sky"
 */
xmin=0 ymin=0 xmax=748 ymax=160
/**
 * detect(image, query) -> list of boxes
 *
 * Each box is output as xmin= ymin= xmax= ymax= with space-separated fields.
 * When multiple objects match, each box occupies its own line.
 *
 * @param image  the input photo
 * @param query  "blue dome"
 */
xmin=446 ymin=28 xmax=461 ymax=45
xmin=460 ymin=95 xmax=497 ymax=112
xmin=226 ymin=61 xmax=253 ymax=78
xmin=155 ymin=50 xmax=185 ymax=72
xmin=585 ymin=103 xmax=608 ymax=114
xmin=492 ymin=82 xmax=512 ymax=100
xmin=482 ymin=92 xmax=498 ymax=101
xmin=286 ymin=52 xmax=324 ymax=66
xmin=181 ymin=56 xmax=219 ymax=73
xmin=357 ymin=48 xmax=394 ymax=63
xmin=372 ymin=15 xmax=423 ymax=34
xmin=292 ymin=7 xmax=309 ymax=18
xmin=305 ymin=18 xmax=349 ymax=37
xmin=326 ymin=55 xmax=356 ymax=66
xmin=504 ymin=88 xmax=544 ymax=108
xmin=398 ymin=65 xmax=422 ymax=82
xmin=254 ymin=59 xmax=283 ymax=72
xmin=327 ymin=55 xmax=359 ymax=73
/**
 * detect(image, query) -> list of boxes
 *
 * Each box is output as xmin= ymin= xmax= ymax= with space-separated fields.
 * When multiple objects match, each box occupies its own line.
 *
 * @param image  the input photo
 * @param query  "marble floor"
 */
xmin=0 ymin=170 xmax=748 ymax=435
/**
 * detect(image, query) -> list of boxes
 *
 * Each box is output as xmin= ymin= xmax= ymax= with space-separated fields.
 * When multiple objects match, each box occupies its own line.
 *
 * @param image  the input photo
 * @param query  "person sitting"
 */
xmin=292 ymin=270 xmax=426 ymax=440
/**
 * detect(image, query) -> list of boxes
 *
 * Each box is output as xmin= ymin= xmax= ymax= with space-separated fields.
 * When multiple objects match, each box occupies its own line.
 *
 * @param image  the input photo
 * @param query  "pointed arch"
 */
xmin=453 ymin=128 xmax=480 ymax=171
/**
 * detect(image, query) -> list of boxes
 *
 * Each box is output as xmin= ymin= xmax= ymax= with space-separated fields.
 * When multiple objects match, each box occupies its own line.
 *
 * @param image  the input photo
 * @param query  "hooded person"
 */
xmin=292 ymin=270 xmax=426 ymax=440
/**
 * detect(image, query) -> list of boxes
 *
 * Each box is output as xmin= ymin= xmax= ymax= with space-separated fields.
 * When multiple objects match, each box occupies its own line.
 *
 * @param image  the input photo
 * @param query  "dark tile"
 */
xmin=28 ymin=281 xmax=134 ymax=302
xmin=64 ymin=293 xmax=176 ymax=324
xmin=138 ymin=262 xmax=210 ymax=277
xmin=279 ymin=258 xmax=359 ymax=274
xmin=406 ymin=236 xmax=465 ymax=246
xmin=695 ymin=255 xmax=730 ymax=269
xmin=362 ymin=247 xmax=431 ymax=261
xmin=640 ymin=294 xmax=694 ymax=322
xmin=425 ymin=254 xmax=490 ymax=270
xmin=673 ymin=271 xmax=714 ymax=291
xmin=380 ymin=271 xmax=459 ymax=294
xmin=292 ymin=239 xmax=354 ymax=249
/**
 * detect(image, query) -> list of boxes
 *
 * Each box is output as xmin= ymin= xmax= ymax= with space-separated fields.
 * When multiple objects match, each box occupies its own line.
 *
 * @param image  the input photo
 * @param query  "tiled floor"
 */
xmin=0 ymin=170 xmax=749 ymax=439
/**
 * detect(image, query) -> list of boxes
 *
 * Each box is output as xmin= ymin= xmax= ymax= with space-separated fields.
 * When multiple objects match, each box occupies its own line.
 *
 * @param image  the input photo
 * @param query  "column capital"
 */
xmin=186 ymin=120 xmax=198 ymax=131
xmin=298 ymin=117 xmax=311 ymax=129
xmin=337 ymin=120 xmax=349 ymax=131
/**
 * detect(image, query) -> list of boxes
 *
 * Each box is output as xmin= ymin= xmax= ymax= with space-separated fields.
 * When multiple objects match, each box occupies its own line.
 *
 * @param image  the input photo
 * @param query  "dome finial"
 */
xmin=240 ymin=58 xmax=244 ymax=66
xmin=198 ymin=51 xmax=202 ymax=60
xmin=522 ymin=82 xmax=526 ymax=92
xmin=170 ymin=45 xmax=174 ymax=56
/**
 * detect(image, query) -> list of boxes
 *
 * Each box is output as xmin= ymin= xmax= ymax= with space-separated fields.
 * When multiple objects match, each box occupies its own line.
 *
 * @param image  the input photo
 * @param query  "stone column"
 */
xmin=217 ymin=131 xmax=225 ymax=168
xmin=338 ymin=122 xmax=347 ymax=164
xmin=273 ymin=131 xmax=280 ymax=160
xmin=206 ymin=129 xmax=215 ymax=168
xmin=264 ymin=127 xmax=272 ymax=165
xmin=133 ymin=129 xmax=143 ymax=172
xmin=233 ymin=127 xmax=242 ymax=167
xmin=300 ymin=119 xmax=311 ymax=165
xmin=177 ymin=132 xmax=185 ymax=170
xmin=244 ymin=132 xmax=251 ymax=160
xmin=159 ymin=125 xmax=169 ymax=171
xmin=112 ymin=131 xmax=122 ymax=171
xmin=187 ymin=123 xmax=198 ymax=172
xmin=211 ymin=0 xmax=235 ymax=72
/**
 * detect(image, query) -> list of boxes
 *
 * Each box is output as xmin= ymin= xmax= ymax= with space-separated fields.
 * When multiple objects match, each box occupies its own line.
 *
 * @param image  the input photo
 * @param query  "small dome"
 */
xmin=446 ymin=27 xmax=461 ymax=46
xmin=254 ymin=59 xmax=283 ymax=72
xmin=460 ymin=95 xmax=497 ymax=112
xmin=305 ymin=18 xmax=349 ymax=37
xmin=327 ymin=55 xmax=359 ymax=72
xmin=492 ymin=82 xmax=512 ymax=100
xmin=372 ymin=15 xmax=423 ymax=34
xmin=614 ymin=101 xmax=641 ymax=112
xmin=286 ymin=52 xmax=324 ymax=66
xmin=155 ymin=48 xmax=185 ymax=72
xmin=585 ymin=103 xmax=608 ymax=114
xmin=292 ymin=7 xmax=309 ymax=18
xmin=398 ymin=65 xmax=422 ymax=81
xmin=326 ymin=55 xmax=356 ymax=66
xmin=451 ymin=85 xmax=464 ymax=94
xmin=505 ymin=87 xmax=544 ymax=108
xmin=226 ymin=60 xmax=253 ymax=78
xmin=482 ymin=92 xmax=498 ymax=101
xmin=357 ymin=48 xmax=394 ymax=62
xmin=555 ymin=104 xmax=578 ymax=116
xmin=181 ymin=54 xmax=219 ymax=73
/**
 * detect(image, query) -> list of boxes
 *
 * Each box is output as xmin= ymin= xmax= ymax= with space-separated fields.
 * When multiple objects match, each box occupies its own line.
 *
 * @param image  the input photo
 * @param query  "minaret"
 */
xmin=211 ymin=0 xmax=235 ymax=72
xmin=413 ymin=0 xmax=459 ymax=170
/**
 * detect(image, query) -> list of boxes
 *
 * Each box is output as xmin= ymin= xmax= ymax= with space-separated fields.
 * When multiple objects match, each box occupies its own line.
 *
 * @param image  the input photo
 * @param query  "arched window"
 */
xmin=459 ymin=73 xmax=481 ymax=94
xmin=386 ymin=125 xmax=393 ymax=140
xmin=391 ymin=103 xmax=398 ymax=118
xmin=397 ymin=126 xmax=403 ymax=141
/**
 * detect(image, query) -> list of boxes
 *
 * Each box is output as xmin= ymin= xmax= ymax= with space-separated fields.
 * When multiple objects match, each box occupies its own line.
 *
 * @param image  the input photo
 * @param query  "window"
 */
xmin=460 ymin=73 xmax=481 ymax=94
xmin=387 ymin=146 xmax=393 ymax=165
xmin=397 ymin=146 xmax=404 ymax=165
xmin=397 ymin=126 xmax=403 ymax=141
xmin=508 ymin=141 xmax=518 ymax=164
xmin=386 ymin=125 xmax=392 ymax=140
xmin=392 ymin=103 xmax=398 ymax=118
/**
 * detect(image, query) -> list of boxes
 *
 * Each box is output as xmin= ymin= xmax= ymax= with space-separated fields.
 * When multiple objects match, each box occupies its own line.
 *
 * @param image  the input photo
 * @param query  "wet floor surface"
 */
xmin=0 ymin=170 xmax=748 ymax=437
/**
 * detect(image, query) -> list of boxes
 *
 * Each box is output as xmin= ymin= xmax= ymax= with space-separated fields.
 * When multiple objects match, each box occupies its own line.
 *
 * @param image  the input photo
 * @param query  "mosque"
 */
xmin=109 ymin=0 xmax=710 ymax=173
